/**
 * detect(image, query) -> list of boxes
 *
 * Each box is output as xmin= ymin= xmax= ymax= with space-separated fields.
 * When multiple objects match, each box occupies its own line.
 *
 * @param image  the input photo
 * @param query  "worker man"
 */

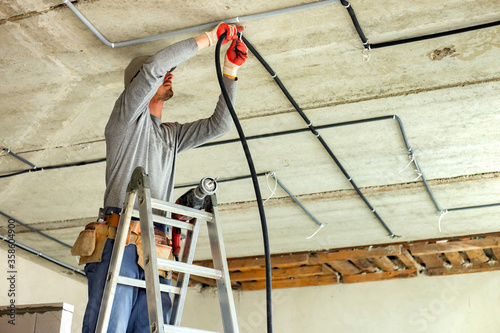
xmin=72 ymin=23 xmax=247 ymax=332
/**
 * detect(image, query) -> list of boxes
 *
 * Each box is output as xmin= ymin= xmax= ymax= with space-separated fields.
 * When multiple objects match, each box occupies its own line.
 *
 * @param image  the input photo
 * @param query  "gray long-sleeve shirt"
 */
xmin=104 ymin=38 xmax=235 ymax=212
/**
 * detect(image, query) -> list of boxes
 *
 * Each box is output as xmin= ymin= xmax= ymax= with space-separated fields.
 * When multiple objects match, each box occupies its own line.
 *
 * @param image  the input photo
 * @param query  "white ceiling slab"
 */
xmin=0 ymin=0 xmax=499 ymax=271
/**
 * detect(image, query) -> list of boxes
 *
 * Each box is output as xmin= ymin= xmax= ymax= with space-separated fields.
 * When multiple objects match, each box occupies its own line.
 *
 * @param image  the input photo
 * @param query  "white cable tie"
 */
xmin=413 ymin=172 xmax=422 ymax=181
xmin=372 ymin=209 xmax=376 ymax=213
xmin=438 ymin=210 xmax=448 ymax=232
xmin=272 ymin=74 xmax=277 ymax=78
xmin=263 ymin=172 xmax=278 ymax=204
xmin=362 ymin=47 xmax=370 ymax=62
xmin=315 ymin=133 xmax=320 ymax=137
xmin=348 ymin=177 xmax=352 ymax=181
xmin=393 ymin=115 xmax=396 ymax=119
xmin=343 ymin=2 xmax=351 ymax=9
xmin=306 ymin=224 xmax=324 ymax=240
xmin=235 ymin=17 xmax=240 ymax=22
xmin=399 ymin=155 xmax=415 ymax=174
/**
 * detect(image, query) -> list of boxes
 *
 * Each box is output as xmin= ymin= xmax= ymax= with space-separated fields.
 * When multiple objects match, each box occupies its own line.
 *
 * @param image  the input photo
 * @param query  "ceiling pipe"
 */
xmin=2 ymin=148 xmax=37 ymax=169
xmin=243 ymin=35 xmax=398 ymax=238
xmin=0 ymin=211 xmax=73 ymax=249
xmin=61 ymin=0 xmax=340 ymax=48
xmin=0 ymin=234 xmax=84 ymax=275
xmin=339 ymin=0 xmax=500 ymax=50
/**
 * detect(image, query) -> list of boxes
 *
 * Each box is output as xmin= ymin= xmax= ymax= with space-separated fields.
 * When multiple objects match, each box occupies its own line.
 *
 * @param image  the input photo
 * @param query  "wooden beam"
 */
xmin=428 ymin=261 xmax=500 ymax=276
xmin=188 ymin=275 xmax=218 ymax=287
xmin=409 ymin=236 xmax=500 ymax=255
xmin=418 ymin=254 xmax=444 ymax=269
xmin=445 ymin=252 xmax=464 ymax=266
xmin=230 ymin=265 xmax=326 ymax=282
xmin=343 ymin=268 xmax=418 ymax=284
xmin=351 ymin=259 xmax=378 ymax=273
xmin=314 ymin=245 xmax=401 ymax=263
xmin=397 ymin=249 xmax=418 ymax=269
xmin=194 ymin=253 xmax=310 ymax=271
xmin=465 ymin=249 xmax=489 ymax=264
xmin=328 ymin=260 xmax=362 ymax=275
xmin=241 ymin=275 xmax=339 ymax=291
xmin=371 ymin=256 xmax=399 ymax=272
xmin=492 ymin=248 xmax=500 ymax=261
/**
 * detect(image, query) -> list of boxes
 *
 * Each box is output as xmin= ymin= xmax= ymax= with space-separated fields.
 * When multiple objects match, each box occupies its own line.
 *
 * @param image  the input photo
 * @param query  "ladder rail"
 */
xmin=138 ymin=182 xmax=165 ymax=333
xmin=131 ymin=209 xmax=196 ymax=231
xmin=151 ymin=198 xmax=214 ymax=221
xmin=170 ymin=218 xmax=202 ymax=326
xmin=96 ymin=167 xmax=239 ymax=333
xmin=206 ymin=195 xmax=239 ymax=333
xmin=95 ymin=189 xmax=137 ymax=333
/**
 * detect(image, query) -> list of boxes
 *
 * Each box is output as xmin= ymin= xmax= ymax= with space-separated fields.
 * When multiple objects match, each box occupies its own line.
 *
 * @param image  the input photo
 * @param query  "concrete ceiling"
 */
xmin=0 ymin=0 xmax=499 ymax=273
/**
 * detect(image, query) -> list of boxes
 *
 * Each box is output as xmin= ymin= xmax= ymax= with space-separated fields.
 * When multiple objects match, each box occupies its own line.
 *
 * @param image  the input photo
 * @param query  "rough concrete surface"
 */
xmin=0 ymin=0 xmax=499 ymax=271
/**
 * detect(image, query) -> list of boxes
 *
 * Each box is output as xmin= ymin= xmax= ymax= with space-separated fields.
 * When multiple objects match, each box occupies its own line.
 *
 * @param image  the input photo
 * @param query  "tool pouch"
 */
xmin=71 ymin=222 xmax=110 ymax=265
xmin=136 ymin=231 xmax=174 ymax=279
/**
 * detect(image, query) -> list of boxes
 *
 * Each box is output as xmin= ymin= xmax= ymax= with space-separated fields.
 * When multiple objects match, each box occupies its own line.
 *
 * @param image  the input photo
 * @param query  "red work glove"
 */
xmin=223 ymin=39 xmax=248 ymax=77
xmin=205 ymin=23 xmax=244 ymax=47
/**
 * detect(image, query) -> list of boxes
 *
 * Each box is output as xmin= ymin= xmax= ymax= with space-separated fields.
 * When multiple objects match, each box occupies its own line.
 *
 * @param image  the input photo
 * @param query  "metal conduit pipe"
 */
xmin=2 ymin=116 xmax=498 ymax=216
xmin=0 ymin=234 xmax=85 ymax=275
xmin=339 ymin=0 xmax=500 ymax=50
xmin=2 ymin=148 xmax=37 ymax=169
xmin=61 ymin=0 xmax=339 ymax=48
xmin=242 ymin=35 xmax=398 ymax=238
xmin=340 ymin=0 xmax=369 ymax=49
xmin=0 ymin=211 xmax=73 ymax=249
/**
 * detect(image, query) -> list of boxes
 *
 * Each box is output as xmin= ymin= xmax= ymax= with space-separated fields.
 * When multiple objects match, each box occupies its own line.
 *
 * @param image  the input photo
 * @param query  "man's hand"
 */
xmin=205 ymin=23 xmax=244 ymax=47
xmin=223 ymin=39 xmax=248 ymax=78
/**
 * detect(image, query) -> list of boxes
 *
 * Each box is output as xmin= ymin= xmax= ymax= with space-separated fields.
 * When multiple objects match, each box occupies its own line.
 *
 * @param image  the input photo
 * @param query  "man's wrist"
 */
xmin=195 ymin=34 xmax=210 ymax=50
xmin=223 ymin=73 xmax=237 ymax=81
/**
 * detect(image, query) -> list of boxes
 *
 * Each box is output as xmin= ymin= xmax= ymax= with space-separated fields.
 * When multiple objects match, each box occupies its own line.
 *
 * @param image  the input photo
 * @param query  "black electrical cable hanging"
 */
xmin=215 ymin=33 xmax=273 ymax=333
xmin=340 ymin=0 xmax=369 ymax=49
xmin=241 ymin=35 xmax=397 ymax=238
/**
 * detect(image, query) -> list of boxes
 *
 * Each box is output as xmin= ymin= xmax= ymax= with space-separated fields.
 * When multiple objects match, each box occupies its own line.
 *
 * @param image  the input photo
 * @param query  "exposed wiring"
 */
xmin=215 ymin=33 xmax=273 ymax=333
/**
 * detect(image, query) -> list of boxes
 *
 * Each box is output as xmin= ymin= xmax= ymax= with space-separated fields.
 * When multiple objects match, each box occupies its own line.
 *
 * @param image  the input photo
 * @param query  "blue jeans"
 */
xmin=82 ymin=239 xmax=172 ymax=333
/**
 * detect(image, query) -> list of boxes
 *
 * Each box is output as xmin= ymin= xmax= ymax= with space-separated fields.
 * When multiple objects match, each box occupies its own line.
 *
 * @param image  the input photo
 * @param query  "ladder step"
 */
xmin=132 ymin=210 xmax=194 ymax=231
xmin=117 ymin=276 xmax=181 ymax=294
xmin=164 ymin=324 xmax=221 ymax=333
xmin=157 ymin=259 xmax=222 ymax=280
xmin=151 ymin=198 xmax=214 ymax=221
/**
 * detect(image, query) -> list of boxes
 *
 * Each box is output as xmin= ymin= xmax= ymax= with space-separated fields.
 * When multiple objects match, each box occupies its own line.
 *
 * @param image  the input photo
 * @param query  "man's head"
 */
xmin=124 ymin=55 xmax=150 ymax=89
xmin=124 ymin=56 xmax=176 ymax=102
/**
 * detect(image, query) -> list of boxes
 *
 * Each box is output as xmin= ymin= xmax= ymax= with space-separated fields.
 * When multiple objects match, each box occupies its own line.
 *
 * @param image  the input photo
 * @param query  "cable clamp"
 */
xmin=438 ymin=210 xmax=449 ymax=232
xmin=263 ymin=172 xmax=278 ymax=204
xmin=399 ymin=154 xmax=415 ymax=174
xmin=306 ymin=224 xmax=325 ymax=240
xmin=362 ymin=47 xmax=371 ymax=62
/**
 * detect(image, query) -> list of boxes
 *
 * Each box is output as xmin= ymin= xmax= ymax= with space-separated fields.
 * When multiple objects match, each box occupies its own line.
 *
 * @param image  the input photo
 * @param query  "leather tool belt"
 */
xmin=71 ymin=213 xmax=173 ymax=278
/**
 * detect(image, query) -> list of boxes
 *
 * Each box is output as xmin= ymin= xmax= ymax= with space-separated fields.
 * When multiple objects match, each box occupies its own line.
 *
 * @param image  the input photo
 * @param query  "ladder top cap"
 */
xmin=127 ymin=166 xmax=150 ymax=191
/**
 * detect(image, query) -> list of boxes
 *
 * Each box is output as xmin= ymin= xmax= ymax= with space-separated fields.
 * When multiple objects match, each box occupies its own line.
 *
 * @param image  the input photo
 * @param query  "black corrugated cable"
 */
xmin=340 ymin=0 xmax=369 ymax=49
xmin=215 ymin=33 xmax=273 ymax=333
xmin=241 ymin=35 xmax=398 ymax=238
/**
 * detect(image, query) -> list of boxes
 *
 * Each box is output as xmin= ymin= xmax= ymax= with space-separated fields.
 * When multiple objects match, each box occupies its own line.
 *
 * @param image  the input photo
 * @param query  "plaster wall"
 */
xmin=1 ymin=244 xmax=498 ymax=333
xmin=182 ymin=271 xmax=500 ymax=333
xmin=0 ymin=246 xmax=87 ymax=333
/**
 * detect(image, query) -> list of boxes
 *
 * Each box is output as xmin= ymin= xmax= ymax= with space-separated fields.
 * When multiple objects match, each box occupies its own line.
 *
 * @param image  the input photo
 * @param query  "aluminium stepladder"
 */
xmin=95 ymin=167 xmax=239 ymax=333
